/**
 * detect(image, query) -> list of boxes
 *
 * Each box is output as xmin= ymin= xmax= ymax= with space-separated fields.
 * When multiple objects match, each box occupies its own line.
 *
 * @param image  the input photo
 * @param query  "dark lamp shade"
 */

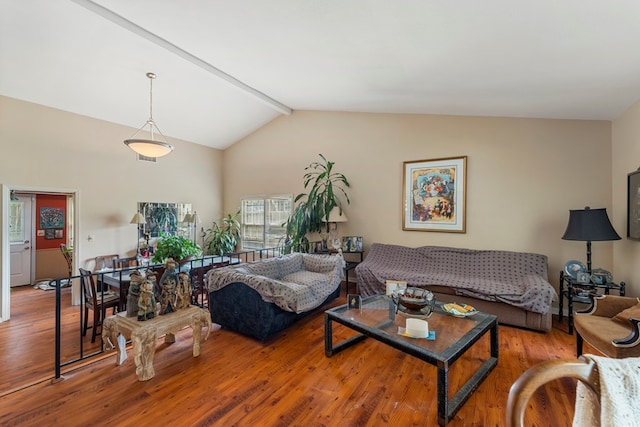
xmin=561 ymin=207 xmax=621 ymax=241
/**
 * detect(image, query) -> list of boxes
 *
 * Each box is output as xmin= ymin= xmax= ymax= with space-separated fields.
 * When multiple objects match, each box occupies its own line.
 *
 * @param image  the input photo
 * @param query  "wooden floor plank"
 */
xmin=1 ymin=285 xmax=594 ymax=426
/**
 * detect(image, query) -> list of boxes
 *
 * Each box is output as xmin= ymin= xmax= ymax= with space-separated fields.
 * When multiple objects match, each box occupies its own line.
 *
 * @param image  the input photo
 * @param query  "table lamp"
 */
xmin=561 ymin=206 xmax=620 ymax=274
xmin=327 ymin=206 xmax=348 ymax=251
xmin=130 ymin=212 xmax=147 ymax=256
xmin=183 ymin=211 xmax=200 ymax=245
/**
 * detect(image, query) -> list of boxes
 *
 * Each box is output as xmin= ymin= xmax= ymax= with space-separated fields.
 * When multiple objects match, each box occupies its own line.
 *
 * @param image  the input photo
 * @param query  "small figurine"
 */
xmin=127 ymin=270 xmax=144 ymax=317
xmin=176 ymin=271 xmax=192 ymax=310
xmin=159 ymin=258 xmax=178 ymax=315
xmin=137 ymin=278 xmax=156 ymax=321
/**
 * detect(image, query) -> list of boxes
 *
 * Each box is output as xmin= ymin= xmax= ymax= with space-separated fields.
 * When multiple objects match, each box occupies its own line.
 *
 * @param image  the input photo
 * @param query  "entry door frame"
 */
xmin=9 ymin=194 xmax=35 ymax=287
xmin=1 ymin=184 xmax=79 ymax=322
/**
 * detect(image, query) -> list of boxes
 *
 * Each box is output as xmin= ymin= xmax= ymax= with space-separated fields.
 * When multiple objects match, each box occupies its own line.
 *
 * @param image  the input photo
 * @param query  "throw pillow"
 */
xmin=613 ymin=302 xmax=640 ymax=324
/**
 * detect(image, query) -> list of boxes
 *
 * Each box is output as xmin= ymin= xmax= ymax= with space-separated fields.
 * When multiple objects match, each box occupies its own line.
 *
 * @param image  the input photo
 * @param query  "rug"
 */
xmin=33 ymin=279 xmax=71 ymax=291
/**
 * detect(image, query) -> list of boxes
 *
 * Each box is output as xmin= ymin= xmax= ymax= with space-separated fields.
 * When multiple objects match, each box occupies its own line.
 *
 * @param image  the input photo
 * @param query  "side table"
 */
xmin=558 ymin=270 xmax=625 ymax=335
xmin=342 ymin=250 xmax=364 ymax=294
xmin=102 ymin=305 xmax=212 ymax=381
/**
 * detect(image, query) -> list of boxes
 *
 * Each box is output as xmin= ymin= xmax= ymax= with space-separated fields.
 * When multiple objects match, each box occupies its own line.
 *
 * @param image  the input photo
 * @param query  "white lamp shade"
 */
xmin=130 ymin=212 xmax=146 ymax=225
xmin=327 ymin=206 xmax=348 ymax=222
xmin=124 ymin=139 xmax=174 ymax=158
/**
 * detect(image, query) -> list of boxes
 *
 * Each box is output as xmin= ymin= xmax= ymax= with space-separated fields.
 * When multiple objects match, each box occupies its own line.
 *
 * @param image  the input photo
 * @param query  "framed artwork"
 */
xmin=138 ymin=202 xmax=192 ymax=239
xmin=627 ymin=168 xmax=640 ymax=240
xmin=40 ymin=207 xmax=64 ymax=229
xmin=402 ymin=156 xmax=467 ymax=232
xmin=44 ymin=230 xmax=55 ymax=240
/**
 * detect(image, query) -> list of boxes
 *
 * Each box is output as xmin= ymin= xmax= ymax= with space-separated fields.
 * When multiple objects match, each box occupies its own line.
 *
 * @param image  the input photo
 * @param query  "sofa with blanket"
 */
xmin=355 ymin=243 xmax=557 ymax=331
xmin=206 ymin=253 xmax=343 ymax=341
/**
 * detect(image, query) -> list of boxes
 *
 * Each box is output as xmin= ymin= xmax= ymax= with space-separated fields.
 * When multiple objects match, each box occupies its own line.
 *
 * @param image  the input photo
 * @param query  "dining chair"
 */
xmin=507 ymin=356 xmax=640 ymax=426
xmin=79 ymin=268 xmax=120 ymax=343
xmin=94 ymin=253 xmax=119 ymax=271
xmin=506 ymin=358 xmax=598 ymax=427
xmin=112 ymin=256 xmax=139 ymax=270
xmin=189 ymin=265 xmax=214 ymax=308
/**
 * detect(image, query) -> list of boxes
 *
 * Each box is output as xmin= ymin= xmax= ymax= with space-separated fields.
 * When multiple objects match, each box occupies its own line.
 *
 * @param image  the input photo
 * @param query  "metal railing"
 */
xmin=52 ymin=247 xmax=285 ymax=381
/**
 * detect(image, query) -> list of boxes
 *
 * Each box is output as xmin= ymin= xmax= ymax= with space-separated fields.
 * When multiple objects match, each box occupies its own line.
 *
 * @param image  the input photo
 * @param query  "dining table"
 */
xmin=98 ymin=256 xmax=239 ymax=311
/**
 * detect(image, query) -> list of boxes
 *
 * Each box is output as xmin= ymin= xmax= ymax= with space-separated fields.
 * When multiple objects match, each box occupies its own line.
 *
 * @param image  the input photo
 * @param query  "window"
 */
xmin=241 ymin=195 xmax=292 ymax=249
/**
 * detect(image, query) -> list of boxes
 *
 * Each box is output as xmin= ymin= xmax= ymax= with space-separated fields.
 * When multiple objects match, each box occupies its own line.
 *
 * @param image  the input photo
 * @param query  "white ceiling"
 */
xmin=3 ymin=0 xmax=640 ymax=150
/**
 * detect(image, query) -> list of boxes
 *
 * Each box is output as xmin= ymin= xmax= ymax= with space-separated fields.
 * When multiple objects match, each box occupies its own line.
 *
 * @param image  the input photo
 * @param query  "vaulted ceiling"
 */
xmin=3 ymin=0 xmax=640 ymax=150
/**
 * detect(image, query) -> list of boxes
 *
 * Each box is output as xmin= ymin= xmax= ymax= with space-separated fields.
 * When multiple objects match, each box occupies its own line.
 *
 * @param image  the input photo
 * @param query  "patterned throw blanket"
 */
xmin=573 ymin=354 xmax=640 ymax=426
xmin=356 ymin=243 xmax=556 ymax=314
xmin=206 ymin=253 xmax=343 ymax=314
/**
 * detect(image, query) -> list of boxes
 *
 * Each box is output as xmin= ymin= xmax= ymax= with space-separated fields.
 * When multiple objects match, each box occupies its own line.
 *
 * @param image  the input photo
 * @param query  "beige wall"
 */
xmin=223 ymin=110 xmax=620 ymax=297
xmin=3 ymin=96 xmax=634 ymax=318
xmin=612 ymin=100 xmax=640 ymax=294
xmin=0 ymin=96 xmax=224 ymax=317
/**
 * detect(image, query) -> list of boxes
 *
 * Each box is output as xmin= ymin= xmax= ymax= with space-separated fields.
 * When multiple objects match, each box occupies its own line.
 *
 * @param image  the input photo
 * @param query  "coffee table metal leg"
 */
xmin=324 ymin=315 xmax=369 ymax=357
xmin=437 ymin=322 xmax=499 ymax=426
xmin=437 ymin=364 xmax=449 ymax=426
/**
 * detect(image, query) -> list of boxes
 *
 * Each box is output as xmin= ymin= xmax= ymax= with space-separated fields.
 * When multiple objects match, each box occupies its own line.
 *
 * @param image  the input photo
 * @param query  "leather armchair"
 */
xmin=574 ymin=294 xmax=640 ymax=358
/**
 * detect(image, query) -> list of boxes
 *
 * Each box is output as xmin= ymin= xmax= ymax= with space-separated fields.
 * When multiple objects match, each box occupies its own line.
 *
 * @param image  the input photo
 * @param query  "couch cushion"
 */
xmin=282 ymin=271 xmax=331 ymax=289
xmin=244 ymin=257 xmax=284 ymax=279
xmin=613 ymin=302 xmax=640 ymax=325
xmin=302 ymin=253 xmax=336 ymax=273
xmin=279 ymin=253 xmax=304 ymax=277
xmin=575 ymin=314 xmax=637 ymax=358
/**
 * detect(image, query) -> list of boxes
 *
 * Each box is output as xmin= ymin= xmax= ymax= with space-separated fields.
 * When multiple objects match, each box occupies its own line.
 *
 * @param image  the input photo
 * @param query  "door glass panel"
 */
xmin=9 ymin=201 xmax=25 ymax=243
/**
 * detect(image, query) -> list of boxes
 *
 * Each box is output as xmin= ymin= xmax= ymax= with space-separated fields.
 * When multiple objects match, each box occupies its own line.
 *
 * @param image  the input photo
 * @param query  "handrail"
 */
xmin=52 ymin=246 xmax=285 ymax=381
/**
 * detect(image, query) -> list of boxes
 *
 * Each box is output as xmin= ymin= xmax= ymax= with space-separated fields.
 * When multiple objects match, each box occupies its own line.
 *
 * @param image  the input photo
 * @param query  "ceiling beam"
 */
xmin=70 ymin=0 xmax=292 ymax=115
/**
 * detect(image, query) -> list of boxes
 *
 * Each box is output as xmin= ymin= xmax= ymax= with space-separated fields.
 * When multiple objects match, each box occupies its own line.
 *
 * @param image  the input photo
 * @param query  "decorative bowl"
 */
xmin=398 ymin=287 xmax=435 ymax=311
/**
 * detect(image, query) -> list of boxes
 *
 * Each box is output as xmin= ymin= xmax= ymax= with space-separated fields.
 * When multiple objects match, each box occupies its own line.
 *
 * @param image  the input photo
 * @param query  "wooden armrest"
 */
xmin=578 ymin=295 xmax=639 ymax=318
xmin=506 ymin=358 xmax=598 ymax=427
xmin=613 ymin=318 xmax=640 ymax=348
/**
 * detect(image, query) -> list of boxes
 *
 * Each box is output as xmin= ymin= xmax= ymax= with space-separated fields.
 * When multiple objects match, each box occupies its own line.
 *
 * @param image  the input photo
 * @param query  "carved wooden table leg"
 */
xmin=132 ymin=328 xmax=157 ymax=381
xmin=190 ymin=307 xmax=213 ymax=357
xmin=102 ymin=317 xmax=127 ymax=365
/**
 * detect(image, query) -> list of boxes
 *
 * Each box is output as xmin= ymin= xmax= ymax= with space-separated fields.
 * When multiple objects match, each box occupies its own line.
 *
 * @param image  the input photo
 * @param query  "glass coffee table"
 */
xmin=324 ymin=294 xmax=498 ymax=426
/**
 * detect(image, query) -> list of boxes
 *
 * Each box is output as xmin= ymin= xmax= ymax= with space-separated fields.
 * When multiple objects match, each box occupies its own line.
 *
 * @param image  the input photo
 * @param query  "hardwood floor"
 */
xmin=1 ymin=285 xmax=596 ymax=426
xmin=1 ymin=284 xmax=104 ymax=395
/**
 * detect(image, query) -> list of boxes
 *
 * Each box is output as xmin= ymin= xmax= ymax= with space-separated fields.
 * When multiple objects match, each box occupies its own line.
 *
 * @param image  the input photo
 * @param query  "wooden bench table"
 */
xmin=102 ymin=305 xmax=212 ymax=381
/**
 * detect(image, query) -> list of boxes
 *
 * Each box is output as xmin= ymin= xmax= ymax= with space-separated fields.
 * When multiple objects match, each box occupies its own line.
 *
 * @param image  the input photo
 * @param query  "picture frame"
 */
xmin=402 ymin=156 xmax=467 ymax=232
xmin=386 ymin=279 xmax=408 ymax=296
xmin=627 ymin=168 xmax=640 ymax=240
xmin=347 ymin=294 xmax=362 ymax=309
xmin=576 ymin=272 xmax=590 ymax=284
xmin=342 ymin=236 xmax=363 ymax=252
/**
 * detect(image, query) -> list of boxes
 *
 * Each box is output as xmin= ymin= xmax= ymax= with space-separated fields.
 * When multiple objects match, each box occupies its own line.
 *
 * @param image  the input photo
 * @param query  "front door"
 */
xmin=10 ymin=195 xmax=33 ymax=287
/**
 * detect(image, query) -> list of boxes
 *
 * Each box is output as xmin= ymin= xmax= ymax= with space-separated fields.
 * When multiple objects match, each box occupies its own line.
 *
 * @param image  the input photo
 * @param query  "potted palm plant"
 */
xmin=204 ymin=210 xmax=241 ymax=256
xmin=285 ymin=154 xmax=350 ymax=253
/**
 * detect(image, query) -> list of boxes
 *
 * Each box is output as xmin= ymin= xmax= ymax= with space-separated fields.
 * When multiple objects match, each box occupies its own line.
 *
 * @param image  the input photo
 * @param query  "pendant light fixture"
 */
xmin=124 ymin=72 xmax=174 ymax=158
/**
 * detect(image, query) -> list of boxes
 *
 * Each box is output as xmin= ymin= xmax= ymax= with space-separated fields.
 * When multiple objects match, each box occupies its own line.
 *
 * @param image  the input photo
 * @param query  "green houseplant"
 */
xmin=285 ymin=154 xmax=350 ymax=253
xmin=204 ymin=210 xmax=241 ymax=255
xmin=152 ymin=234 xmax=201 ymax=264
